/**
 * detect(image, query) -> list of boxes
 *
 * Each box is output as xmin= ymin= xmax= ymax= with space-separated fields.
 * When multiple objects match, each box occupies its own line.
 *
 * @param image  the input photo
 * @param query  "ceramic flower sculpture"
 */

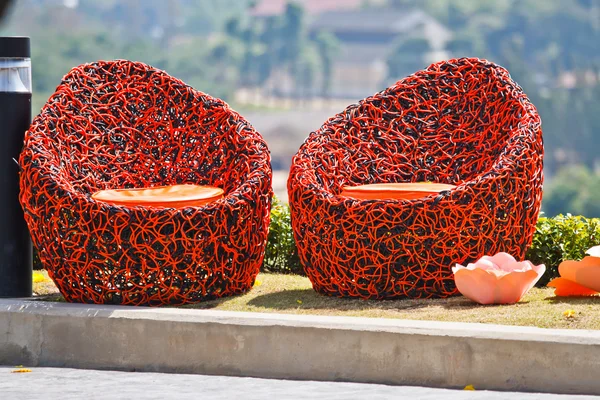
xmin=452 ymin=253 xmax=546 ymax=305
xmin=547 ymin=246 xmax=600 ymax=296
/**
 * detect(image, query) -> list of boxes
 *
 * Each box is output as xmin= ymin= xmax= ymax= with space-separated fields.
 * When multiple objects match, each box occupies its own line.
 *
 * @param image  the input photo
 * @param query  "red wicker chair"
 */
xmin=20 ymin=60 xmax=272 ymax=306
xmin=288 ymin=58 xmax=543 ymax=299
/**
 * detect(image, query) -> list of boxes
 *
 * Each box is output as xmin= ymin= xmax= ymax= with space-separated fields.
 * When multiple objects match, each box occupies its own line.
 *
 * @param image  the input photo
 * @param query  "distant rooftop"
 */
xmin=250 ymin=0 xmax=370 ymax=17
xmin=310 ymin=8 xmax=452 ymax=52
xmin=311 ymin=8 xmax=442 ymax=35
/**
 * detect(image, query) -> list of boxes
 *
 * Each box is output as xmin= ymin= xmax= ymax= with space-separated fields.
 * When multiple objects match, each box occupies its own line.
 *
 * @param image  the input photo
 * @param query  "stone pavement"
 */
xmin=0 ymin=367 xmax=598 ymax=400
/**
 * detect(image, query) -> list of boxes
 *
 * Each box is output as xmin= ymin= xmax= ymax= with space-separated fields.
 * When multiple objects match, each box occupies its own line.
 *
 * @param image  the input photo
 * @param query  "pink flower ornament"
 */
xmin=452 ymin=253 xmax=546 ymax=305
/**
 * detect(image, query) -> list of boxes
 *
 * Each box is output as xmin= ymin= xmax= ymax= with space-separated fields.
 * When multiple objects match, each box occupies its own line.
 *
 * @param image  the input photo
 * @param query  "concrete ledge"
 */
xmin=1 ymin=299 xmax=600 ymax=395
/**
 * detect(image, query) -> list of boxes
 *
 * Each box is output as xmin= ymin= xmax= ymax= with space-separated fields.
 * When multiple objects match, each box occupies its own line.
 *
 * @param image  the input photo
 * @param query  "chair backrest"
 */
xmin=292 ymin=58 xmax=540 ymax=192
xmin=28 ymin=60 xmax=268 ymax=194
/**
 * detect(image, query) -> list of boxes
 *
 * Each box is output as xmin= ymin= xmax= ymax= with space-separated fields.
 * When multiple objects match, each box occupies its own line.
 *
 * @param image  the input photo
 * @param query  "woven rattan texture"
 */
xmin=20 ymin=60 xmax=272 ymax=306
xmin=288 ymin=58 xmax=543 ymax=299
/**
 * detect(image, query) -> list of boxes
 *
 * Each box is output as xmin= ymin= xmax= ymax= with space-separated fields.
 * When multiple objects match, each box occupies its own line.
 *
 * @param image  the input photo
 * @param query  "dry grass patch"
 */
xmin=33 ymin=271 xmax=600 ymax=330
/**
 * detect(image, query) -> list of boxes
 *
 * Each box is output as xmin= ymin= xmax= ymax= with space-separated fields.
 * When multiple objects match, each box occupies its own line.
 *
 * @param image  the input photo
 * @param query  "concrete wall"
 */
xmin=2 ymin=300 xmax=600 ymax=395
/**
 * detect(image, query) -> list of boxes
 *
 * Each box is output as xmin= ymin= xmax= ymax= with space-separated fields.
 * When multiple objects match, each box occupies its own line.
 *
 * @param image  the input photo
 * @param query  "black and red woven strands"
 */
xmin=20 ymin=60 xmax=272 ymax=306
xmin=288 ymin=58 xmax=543 ymax=299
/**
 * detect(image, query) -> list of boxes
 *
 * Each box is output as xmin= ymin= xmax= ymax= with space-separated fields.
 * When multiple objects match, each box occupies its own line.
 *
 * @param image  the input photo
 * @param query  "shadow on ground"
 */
xmin=439 ymin=298 xmax=533 ymax=310
xmin=247 ymin=289 xmax=459 ymax=312
xmin=544 ymin=295 xmax=599 ymax=305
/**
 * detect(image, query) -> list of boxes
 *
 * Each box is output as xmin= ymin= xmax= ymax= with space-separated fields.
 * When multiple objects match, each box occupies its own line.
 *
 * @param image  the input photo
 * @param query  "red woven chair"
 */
xmin=20 ymin=60 xmax=272 ymax=306
xmin=288 ymin=58 xmax=543 ymax=299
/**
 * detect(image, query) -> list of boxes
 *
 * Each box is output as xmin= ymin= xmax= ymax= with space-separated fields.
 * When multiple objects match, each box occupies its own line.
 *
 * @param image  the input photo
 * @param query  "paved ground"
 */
xmin=0 ymin=367 xmax=598 ymax=400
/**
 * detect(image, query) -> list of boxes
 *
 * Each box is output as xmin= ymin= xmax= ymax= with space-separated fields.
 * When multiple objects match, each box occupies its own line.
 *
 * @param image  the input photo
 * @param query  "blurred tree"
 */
xmin=220 ymin=1 xmax=334 ymax=99
xmin=313 ymin=30 xmax=340 ymax=98
xmin=239 ymin=24 xmax=261 ymax=86
xmin=279 ymin=2 xmax=305 ymax=74
xmin=1 ymin=0 xmax=255 ymax=109
xmin=543 ymin=165 xmax=600 ymax=218
xmin=446 ymin=3 xmax=467 ymax=29
xmin=445 ymin=35 xmax=475 ymax=57
xmin=256 ymin=16 xmax=280 ymax=89
xmin=388 ymin=0 xmax=413 ymax=8
xmin=225 ymin=17 xmax=243 ymax=39
xmin=386 ymin=37 xmax=430 ymax=82
xmin=294 ymin=45 xmax=321 ymax=99
xmin=3 ymin=0 xmax=599 ymax=175
xmin=209 ymin=37 xmax=244 ymax=86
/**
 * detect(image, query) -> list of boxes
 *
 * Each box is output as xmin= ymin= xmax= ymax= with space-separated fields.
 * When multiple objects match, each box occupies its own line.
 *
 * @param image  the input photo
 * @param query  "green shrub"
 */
xmin=526 ymin=214 xmax=600 ymax=286
xmin=262 ymin=196 xmax=303 ymax=275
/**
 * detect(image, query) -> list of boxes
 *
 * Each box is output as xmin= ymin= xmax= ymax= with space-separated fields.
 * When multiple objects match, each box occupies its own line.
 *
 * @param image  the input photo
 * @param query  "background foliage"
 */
xmin=2 ymin=0 xmax=599 ymax=216
xmin=262 ymin=196 xmax=303 ymax=275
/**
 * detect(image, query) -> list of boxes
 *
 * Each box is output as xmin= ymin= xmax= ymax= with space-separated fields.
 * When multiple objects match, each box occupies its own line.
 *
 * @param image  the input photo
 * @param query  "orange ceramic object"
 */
xmin=340 ymin=183 xmax=456 ymax=200
xmin=547 ymin=250 xmax=600 ymax=296
xmin=92 ymin=184 xmax=224 ymax=208
xmin=452 ymin=253 xmax=546 ymax=305
xmin=547 ymin=277 xmax=598 ymax=297
xmin=558 ymin=257 xmax=600 ymax=292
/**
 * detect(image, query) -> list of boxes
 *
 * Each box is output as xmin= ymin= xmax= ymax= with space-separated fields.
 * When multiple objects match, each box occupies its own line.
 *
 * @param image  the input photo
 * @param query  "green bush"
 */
xmin=262 ymin=196 xmax=303 ymax=275
xmin=526 ymin=214 xmax=600 ymax=286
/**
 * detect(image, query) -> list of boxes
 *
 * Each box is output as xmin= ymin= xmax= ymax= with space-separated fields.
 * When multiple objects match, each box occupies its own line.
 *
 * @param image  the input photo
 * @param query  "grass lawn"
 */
xmin=32 ymin=271 xmax=600 ymax=330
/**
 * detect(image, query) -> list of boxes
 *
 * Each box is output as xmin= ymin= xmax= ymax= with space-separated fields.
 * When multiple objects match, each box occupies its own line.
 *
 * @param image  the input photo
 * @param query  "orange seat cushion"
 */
xmin=340 ymin=183 xmax=456 ymax=200
xmin=92 ymin=184 xmax=224 ymax=208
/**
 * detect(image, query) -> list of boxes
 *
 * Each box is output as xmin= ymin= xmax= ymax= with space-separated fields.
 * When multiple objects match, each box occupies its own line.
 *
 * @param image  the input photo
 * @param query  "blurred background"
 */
xmin=1 ymin=0 xmax=599 ymax=215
